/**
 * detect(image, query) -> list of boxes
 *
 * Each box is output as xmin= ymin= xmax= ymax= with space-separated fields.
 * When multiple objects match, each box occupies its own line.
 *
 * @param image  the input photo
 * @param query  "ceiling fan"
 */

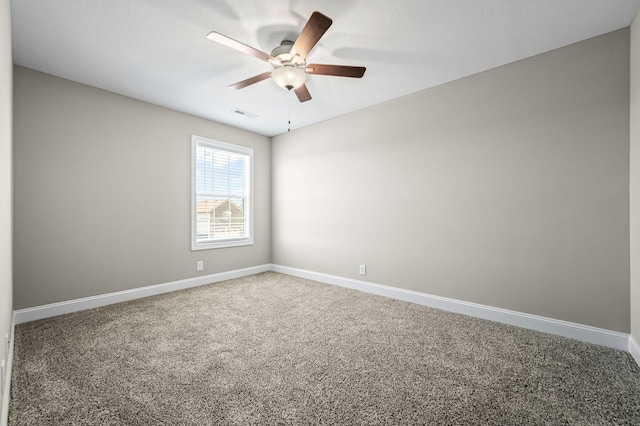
xmin=207 ymin=11 xmax=366 ymax=103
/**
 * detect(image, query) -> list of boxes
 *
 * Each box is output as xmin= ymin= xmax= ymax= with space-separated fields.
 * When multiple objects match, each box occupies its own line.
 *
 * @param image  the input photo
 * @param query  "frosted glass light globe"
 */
xmin=271 ymin=65 xmax=306 ymax=91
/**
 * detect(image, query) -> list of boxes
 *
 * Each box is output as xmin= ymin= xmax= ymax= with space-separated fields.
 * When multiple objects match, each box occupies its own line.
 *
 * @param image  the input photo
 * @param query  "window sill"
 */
xmin=191 ymin=239 xmax=254 ymax=251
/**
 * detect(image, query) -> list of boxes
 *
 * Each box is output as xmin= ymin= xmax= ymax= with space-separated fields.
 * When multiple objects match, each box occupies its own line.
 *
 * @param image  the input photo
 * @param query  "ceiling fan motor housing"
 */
xmin=271 ymin=41 xmax=304 ymax=67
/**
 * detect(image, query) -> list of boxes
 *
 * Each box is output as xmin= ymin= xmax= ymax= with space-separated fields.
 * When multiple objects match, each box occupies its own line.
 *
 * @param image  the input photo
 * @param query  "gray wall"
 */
xmin=272 ymin=29 xmax=630 ymax=332
xmin=13 ymin=66 xmax=271 ymax=309
xmin=0 ymin=0 xmax=13 ymax=406
xmin=631 ymin=15 xmax=640 ymax=347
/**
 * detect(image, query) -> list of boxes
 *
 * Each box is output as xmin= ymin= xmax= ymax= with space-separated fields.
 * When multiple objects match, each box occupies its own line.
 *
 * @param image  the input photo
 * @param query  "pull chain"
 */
xmin=288 ymin=91 xmax=292 ymax=132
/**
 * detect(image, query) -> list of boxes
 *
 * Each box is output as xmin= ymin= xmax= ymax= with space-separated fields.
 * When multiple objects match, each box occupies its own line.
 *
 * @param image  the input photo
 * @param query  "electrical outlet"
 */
xmin=196 ymin=261 xmax=204 ymax=271
xmin=359 ymin=264 xmax=366 ymax=276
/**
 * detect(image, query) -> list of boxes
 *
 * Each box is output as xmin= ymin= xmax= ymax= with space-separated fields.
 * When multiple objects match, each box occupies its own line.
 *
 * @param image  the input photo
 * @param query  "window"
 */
xmin=192 ymin=135 xmax=253 ymax=250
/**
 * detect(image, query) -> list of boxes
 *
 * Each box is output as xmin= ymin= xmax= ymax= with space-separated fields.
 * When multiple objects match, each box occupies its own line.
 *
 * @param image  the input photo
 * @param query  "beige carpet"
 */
xmin=9 ymin=272 xmax=640 ymax=425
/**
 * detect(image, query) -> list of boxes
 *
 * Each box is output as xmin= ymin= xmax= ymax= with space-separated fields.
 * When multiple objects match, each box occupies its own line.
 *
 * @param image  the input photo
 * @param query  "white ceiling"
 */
xmin=10 ymin=0 xmax=640 ymax=137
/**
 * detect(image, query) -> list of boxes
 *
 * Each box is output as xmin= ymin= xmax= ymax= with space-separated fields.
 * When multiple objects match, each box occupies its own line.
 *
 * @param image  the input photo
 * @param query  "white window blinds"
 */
xmin=192 ymin=136 xmax=253 ymax=250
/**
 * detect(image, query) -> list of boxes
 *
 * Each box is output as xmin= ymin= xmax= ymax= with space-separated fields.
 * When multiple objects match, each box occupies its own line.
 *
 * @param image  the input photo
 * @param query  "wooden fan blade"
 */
xmin=228 ymin=71 xmax=272 ymax=90
xmin=290 ymin=12 xmax=332 ymax=61
xmin=207 ymin=32 xmax=277 ymax=63
xmin=294 ymin=84 xmax=312 ymax=102
xmin=306 ymin=64 xmax=366 ymax=78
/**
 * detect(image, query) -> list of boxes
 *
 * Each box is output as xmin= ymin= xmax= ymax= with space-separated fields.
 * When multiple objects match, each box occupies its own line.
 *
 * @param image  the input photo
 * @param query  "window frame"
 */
xmin=191 ymin=135 xmax=254 ymax=250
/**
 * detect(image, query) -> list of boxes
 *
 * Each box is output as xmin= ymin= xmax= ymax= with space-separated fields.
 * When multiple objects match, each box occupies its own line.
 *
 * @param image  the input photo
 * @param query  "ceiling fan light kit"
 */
xmin=271 ymin=65 xmax=306 ymax=91
xmin=207 ymin=11 xmax=366 ymax=103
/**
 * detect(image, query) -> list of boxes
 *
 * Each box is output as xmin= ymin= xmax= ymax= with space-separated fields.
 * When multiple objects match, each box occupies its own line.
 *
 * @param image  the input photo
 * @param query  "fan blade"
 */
xmin=290 ymin=12 xmax=332 ymax=61
xmin=294 ymin=84 xmax=312 ymax=102
xmin=306 ymin=64 xmax=366 ymax=78
xmin=228 ymin=71 xmax=272 ymax=90
xmin=207 ymin=32 xmax=277 ymax=63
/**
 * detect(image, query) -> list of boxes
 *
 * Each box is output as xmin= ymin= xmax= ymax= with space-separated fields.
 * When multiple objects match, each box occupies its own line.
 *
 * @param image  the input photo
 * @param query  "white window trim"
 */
xmin=191 ymin=135 xmax=254 ymax=250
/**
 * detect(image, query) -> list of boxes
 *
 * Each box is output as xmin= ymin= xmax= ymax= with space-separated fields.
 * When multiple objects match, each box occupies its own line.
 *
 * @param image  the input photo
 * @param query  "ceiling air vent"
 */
xmin=232 ymin=108 xmax=258 ymax=118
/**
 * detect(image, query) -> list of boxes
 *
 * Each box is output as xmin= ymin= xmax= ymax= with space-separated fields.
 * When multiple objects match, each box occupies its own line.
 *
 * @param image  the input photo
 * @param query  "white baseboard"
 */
xmin=1 ymin=318 xmax=15 ymax=426
xmin=11 ymin=263 xmax=634 ymax=356
xmin=13 ymin=264 xmax=272 ymax=325
xmin=272 ymin=265 xmax=630 ymax=352
xmin=630 ymin=335 xmax=640 ymax=367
